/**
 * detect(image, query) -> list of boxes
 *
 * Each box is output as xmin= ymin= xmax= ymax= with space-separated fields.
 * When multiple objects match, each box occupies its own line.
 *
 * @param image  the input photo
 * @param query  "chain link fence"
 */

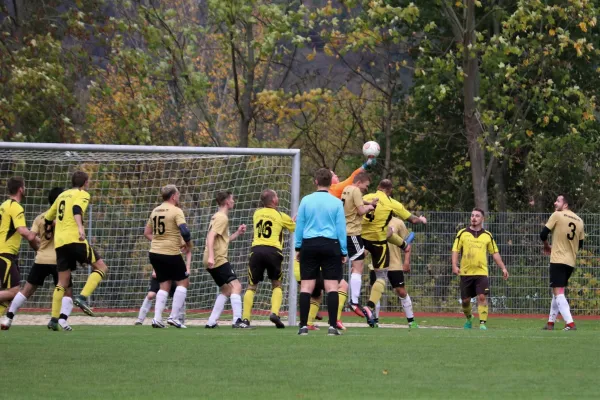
xmin=368 ymin=212 xmax=600 ymax=315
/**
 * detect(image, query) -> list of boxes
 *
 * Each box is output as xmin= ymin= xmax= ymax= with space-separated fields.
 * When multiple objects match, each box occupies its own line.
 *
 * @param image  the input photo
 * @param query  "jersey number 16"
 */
xmin=256 ymin=220 xmax=272 ymax=238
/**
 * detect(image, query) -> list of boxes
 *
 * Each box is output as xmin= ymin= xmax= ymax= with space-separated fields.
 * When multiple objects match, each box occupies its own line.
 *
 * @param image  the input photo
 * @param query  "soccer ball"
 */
xmin=362 ymin=141 xmax=380 ymax=158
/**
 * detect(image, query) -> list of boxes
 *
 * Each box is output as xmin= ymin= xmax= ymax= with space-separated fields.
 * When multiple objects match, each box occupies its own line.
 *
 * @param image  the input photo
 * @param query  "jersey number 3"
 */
xmin=256 ymin=220 xmax=272 ymax=238
xmin=566 ymin=222 xmax=576 ymax=241
xmin=152 ymin=216 xmax=166 ymax=235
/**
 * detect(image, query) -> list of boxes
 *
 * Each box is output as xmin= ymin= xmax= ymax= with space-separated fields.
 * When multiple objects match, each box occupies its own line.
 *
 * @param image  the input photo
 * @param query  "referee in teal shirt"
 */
xmin=295 ymin=168 xmax=347 ymax=336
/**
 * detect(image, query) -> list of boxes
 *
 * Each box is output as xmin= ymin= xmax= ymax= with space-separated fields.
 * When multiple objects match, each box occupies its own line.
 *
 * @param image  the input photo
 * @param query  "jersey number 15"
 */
xmin=152 ymin=216 xmax=165 ymax=235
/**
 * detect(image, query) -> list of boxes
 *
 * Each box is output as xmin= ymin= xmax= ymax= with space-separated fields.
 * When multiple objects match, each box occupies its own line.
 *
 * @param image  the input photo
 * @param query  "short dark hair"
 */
xmin=71 ymin=171 xmax=89 ymax=188
xmin=353 ymin=172 xmax=371 ymax=184
xmin=161 ymin=184 xmax=179 ymax=201
xmin=216 ymin=191 xmax=232 ymax=206
xmin=7 ymin=177 xmax=24 ymax=195
xmin=48 ymin=187 xmax=64 ymax=205
xmin=314 ymin=168 xmax=332 ymax=187
xmin=558 ymin=194 xmax=570 ymax=207
xmin=377 ymin=179 xmax=393 ymax=191
xmin=260 ymin=189 xmax=277 ymax=207
xmin=472 ymin=207 xmax=485 ymax=217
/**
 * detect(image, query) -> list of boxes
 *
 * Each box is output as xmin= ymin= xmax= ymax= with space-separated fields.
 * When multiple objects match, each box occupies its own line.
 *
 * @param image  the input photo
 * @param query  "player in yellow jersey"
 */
xmin=144 ymin=185 xmax=193 ymax=329
xmin=452 ymin=208 xmax=508 ymax=330
xmin=0 ymin=177 xmax=40 ymax=318
xmin=242 ymin=189 xmax=295 ymax=328
xmin=361 ymin=179 xmax=426 ymax=325
xmin=1 ymin=188 xmax=76 ymax=331
xmin=540 ymin=195 xmax=584 ymax=331
xmin=45 ymin=171 xmax=110 ymax=330
xmin=341 ymin=172 xmax=378 ymax=322
xmin=204 ymin=191 xmax=251 ymax=329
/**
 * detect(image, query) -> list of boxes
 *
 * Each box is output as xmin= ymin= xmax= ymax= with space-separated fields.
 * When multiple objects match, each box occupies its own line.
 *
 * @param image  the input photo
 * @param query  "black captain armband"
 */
xmin=73 ymin=205 xmax=83 ymax=216
xmin=179 ymin=224 xmax=191 ymax=243
xmin=44 ymin=219 xmax=53 ymax=231
xmin=540 ymin=226 xmax=551 ymax=241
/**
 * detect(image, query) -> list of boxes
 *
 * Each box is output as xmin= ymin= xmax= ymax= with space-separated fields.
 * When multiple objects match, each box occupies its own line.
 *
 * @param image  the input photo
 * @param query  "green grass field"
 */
xmin=1 ymin=317 xmax=598 ymax=399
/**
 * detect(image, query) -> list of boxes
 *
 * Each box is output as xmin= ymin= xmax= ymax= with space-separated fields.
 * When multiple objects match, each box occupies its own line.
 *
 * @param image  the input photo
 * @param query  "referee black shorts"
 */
xmin=299 ymin=237 xmax=343 ymax=281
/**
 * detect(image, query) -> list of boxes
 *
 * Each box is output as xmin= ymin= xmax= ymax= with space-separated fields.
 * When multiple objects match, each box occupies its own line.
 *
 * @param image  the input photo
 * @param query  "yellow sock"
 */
xmin=462 ymin=302 xmax=472 ymax=319
xmin=243 ymin=289 xmax=255 ymax=321
xmin=81 ymin=270 xmax=105 ymax=298
xmin=0 ymin=302 xmax=8 ymax=315
xmin=478 ymin=304 xmax=489 ymax=324
xmin=369 ymin=279 xmax=385 ymax=305
xmin=308 ymin=300 xmax=320 ymax=326
xmin=270 ymin=287 xmax=282 ymax=316
xmin=337 ymin=291 xmax=347 ymax=320
xmin=52 ymin=286 xmax=65 ymax=318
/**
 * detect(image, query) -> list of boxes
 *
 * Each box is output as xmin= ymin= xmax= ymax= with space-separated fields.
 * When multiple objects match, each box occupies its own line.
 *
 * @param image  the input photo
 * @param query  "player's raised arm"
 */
xmin=281 ymin=212 xmax=296 ymax=232
xmin=230 ymin=224 xmax=247 ymax=241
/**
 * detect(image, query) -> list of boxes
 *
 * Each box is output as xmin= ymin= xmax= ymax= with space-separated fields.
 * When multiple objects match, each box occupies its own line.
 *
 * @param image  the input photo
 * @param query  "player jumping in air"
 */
xmin=452 ymin=208 xmax=509 ymax=330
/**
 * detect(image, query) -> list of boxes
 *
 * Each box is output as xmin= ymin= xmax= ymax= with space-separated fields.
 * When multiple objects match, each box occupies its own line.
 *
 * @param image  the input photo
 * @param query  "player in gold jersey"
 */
xmin=242 ymin=189 xmax=295 ymax=328
xmin=45 ymin=172 xmax=110 ymax=330
xmin=540 ymin=195 xmax=584 ymax=331
xmin=452 ymin=208 xmax=508 ymax=330
xmin=1 ymin=188 xmax=76 ymax=331
xmin=144 ymin=185 xmax=192 ymax=329
xmin=0 ymin=177 xmax=40 ymax=318
xmin=341 ymin=172 xmax=377 ymax=324
xmin=361 ymin=179 xmax=426 ymax=325
xmin=204 ymin=191 xmax=251 ymax=329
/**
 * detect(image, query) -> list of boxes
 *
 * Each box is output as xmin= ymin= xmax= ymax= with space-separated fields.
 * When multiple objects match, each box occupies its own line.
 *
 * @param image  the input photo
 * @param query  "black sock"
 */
xmin=6 ymin=311 xmax=14 ymax=320
xmin=367 ymin=301 xmax=376 ymax=309
xmin=299 ymin=292 xmax=311 ymax=327
xmin=407 ymin=317 xmax=414 ymax=323
xmin=327 ymin=291 xmax=339 ymax=327
xmin=59 ymin=313 xmax=68 ymax=320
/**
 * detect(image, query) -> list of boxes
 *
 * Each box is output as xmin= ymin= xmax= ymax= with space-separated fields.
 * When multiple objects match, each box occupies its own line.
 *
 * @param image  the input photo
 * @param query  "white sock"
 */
xmin=60 ymin=297 xmax=73 ymax=319
xmin=179 ymin=301 xmax=186 ymax=321
xmin=153 ymin=290 xmax=169 ymax=323
xmin=208 ymin=294 xmax=228 ymax=325
xmin=169 ymin=286 xmax=187 ymax=320
xmin=8 ymin=292 xmax=28 ymax=316
xmin=556 ymin=293 xmax=573 ymax=324
xmin=231 ymin=293 xmax=242 ymax=322
xmin=350 ymin=273 xmax=362 ymax=303
xmin=375 ymin=301 xmax=381 ymax=318
xmin=548 ymin=295 xmax=559 ymax=323
xmin=137 ymin=296 xmax=153 ymax=322
xmin=400 ymin=294 xmax=414 ymax=319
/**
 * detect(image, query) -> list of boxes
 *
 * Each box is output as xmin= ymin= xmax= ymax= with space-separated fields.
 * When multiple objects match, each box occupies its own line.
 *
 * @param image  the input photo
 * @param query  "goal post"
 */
xmin=0 ymin=142 xmax=300 ymax=326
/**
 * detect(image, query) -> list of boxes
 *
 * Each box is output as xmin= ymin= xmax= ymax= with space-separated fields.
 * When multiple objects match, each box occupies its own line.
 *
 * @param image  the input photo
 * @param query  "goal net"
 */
xmin=0 ymin=143 xmax=300 ymax=324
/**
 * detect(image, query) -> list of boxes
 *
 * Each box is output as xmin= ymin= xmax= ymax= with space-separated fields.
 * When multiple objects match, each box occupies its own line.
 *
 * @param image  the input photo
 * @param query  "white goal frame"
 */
xmin=0 ymin=142 xmax=301 ymax=326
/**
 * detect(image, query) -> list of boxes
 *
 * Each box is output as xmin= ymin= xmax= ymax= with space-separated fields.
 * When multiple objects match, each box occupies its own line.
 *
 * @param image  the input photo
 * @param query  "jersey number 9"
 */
xmin=256 ymin=220 xmax=273 ymax=238
xmin=58 ymin=200 xmax=66 ymax=221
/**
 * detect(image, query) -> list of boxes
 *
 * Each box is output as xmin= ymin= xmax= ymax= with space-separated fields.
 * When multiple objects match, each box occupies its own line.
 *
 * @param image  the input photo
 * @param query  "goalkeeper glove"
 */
xmin=362 ymin=157 xmax=376 ymax=170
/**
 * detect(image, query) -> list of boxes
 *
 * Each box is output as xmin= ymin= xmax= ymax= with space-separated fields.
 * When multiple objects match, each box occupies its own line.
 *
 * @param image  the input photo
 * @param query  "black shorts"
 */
xmin=387 ymin=270 xmax=405 ymax=288
xmin=299 ymin=238 xmax=342 ymax=281
xmin=248 ymin=246 xmax=283 ymax=285
xmin=363 ymin=239 xmax=389 ymax=269
xmin=148 ymin=277 xmax=177 ymax=297
xmin=347 ymin=235 xmax=365 ymax=261
xmin=149 ymin=253 xmax=188 ymax=283
xmin=208 ymin=262 xmax=238 ymax=287
xmin=56 ymin=242 xmax=101 ymax=272
xmin=0 ymin=254 xmax=20 ymax=289
xmin=549 ymin=263 xmax=574 ymax=288
xmin=460 ymin=275 xmax=489 ymax=299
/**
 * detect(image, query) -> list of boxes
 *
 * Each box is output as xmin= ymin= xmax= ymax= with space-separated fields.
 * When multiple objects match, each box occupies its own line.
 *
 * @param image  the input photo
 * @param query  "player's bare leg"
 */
xmin=49 ymin=270 xmax=72 ymax=331
xmin=167 ymin=277 xmax=189 ymax=328
xmin=75 ymin=258 xmax=108 ymax=316
xmin=268 ymin=280 xmax=285 ymax=329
